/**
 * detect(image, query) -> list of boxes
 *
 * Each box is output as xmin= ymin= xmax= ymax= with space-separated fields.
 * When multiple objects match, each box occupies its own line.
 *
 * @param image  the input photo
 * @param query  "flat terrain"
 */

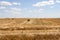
xmin=0 ymin=18 xmax=60 ymax=40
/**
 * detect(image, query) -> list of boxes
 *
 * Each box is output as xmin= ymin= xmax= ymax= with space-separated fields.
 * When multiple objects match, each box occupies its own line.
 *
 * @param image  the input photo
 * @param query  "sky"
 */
xmin=0 ymin=0 xmax=60 ymax=18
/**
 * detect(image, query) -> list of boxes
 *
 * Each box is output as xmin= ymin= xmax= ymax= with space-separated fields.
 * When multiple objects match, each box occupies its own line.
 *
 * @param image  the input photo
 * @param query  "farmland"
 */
xmin=0 ymin=18 xmax=60 ymax=40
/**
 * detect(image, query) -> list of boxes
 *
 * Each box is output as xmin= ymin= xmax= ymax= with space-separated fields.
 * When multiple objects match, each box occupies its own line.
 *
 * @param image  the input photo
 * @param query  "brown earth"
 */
xmin=0 ymin=18 xmax=60 ymax=40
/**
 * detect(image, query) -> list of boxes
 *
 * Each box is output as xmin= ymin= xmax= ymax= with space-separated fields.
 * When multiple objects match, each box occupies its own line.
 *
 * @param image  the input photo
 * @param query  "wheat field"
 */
xmin=0 ymin=18 xmax=60 ymax=40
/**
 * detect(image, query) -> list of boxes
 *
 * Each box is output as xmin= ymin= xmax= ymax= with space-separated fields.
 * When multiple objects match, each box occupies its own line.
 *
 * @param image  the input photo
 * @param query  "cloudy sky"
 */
xmin=0 ymin=0 xmax=60 ymax=18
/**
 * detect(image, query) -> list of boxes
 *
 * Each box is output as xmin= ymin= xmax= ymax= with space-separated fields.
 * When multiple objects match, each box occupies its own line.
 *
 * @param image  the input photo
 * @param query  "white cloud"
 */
xmin=50 ymin=6 xmax=54 ymax=8
xmin=10 ymin=8 xmax=21 ymax=12
xmin=56 ymin=0 xmax=60 ymax=3
xmin=12 ymin=2 xmax=21 ymax=5
xmin=28 ymin=9 xmax=44 ymax=13
xmin=4 ymin=7 xmax=21 ymax=14
xmin=38 ymin=9 xmax=44 ymax=12
xmin=0 ymin=1 xmax=12 ymax=6
xmin=0 ymin=7 xmax=6 ymax=9
xmin=33 ymin=0 xmax=55 ymax=7
xmin=0 ymin=1 xmax=21 ymax=6
xmin=49 ymin=0 xmax=55 ymax=5
xmin=33 ymin=1 xmax=49 ymax=7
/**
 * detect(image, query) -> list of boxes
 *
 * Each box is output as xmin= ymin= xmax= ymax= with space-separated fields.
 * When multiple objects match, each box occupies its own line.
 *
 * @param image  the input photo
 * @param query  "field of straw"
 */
xmin=0 ymin=18 xmax=60 ymax=40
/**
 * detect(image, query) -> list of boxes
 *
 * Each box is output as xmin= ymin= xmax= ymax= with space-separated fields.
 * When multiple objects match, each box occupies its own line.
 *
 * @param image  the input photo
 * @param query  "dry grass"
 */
xmin=0 ymin=34 xmax=60 ymax=40
xmin=0 ymin=18 xmax=60 ymax=40
xmin=0 ymin=18 xmax=60 ymax=30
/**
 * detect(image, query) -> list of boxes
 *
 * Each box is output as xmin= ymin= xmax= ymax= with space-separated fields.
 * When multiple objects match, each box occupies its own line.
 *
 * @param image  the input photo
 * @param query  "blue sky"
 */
xmin=0 ymin=0 xmax=60 ymax=18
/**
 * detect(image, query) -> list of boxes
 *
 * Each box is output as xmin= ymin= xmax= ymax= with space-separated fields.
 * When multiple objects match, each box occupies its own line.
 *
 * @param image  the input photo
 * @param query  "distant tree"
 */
xmin=27 ymin=19 xmax=30 ymax=21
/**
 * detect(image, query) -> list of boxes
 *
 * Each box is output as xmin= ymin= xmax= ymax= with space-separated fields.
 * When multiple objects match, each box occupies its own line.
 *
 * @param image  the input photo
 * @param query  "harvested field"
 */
xmin=0 ymin=18 xmax=60 ymax=40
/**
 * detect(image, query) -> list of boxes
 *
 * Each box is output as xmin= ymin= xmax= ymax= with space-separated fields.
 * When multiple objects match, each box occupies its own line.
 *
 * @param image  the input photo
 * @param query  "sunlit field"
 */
xmin=0 ymin=18 xmax=60 ymax=40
